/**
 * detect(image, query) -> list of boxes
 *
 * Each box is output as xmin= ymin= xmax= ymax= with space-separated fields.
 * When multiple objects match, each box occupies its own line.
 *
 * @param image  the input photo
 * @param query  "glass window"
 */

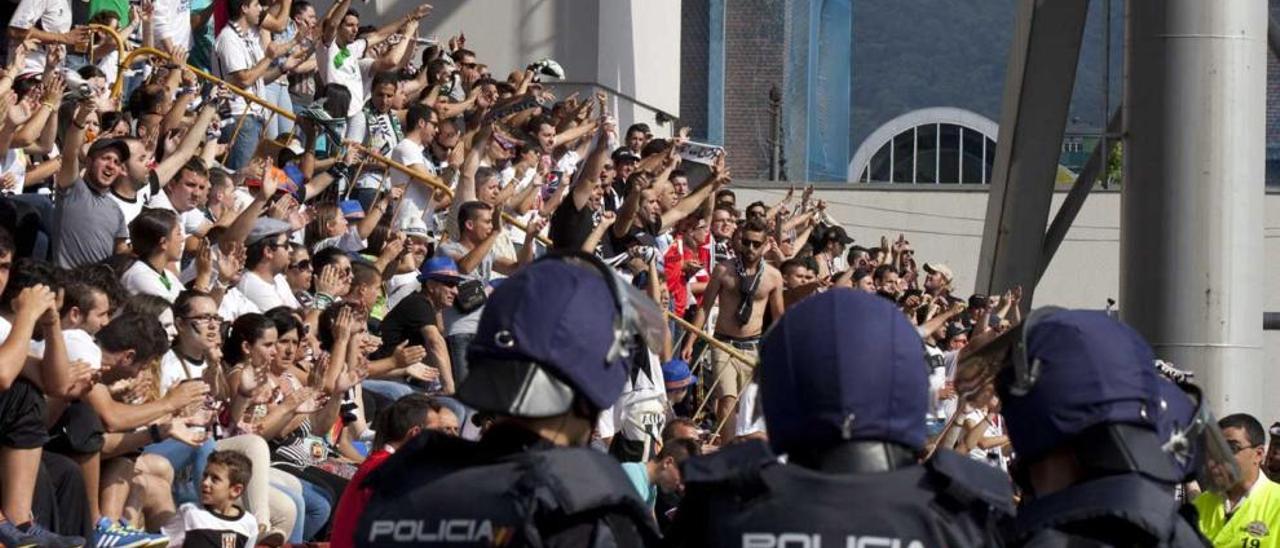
xmin=985 ymin=138 xmax=997 ymax=183
xmin=961 ymin=127 xmax=985 ymax=184
xmin=939 ymin=124 xmax=961 ymax=183
xmin=915 ymin=124 xmax=938 ymax=183
xmin=869 ymin=143 xmax=891 ymax=182
xmin=892 ymin=130 xmax=915 ymax=183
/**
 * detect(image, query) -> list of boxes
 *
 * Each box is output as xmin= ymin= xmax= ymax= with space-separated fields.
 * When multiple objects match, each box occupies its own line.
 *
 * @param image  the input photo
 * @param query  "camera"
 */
xmin=526 ymin=58 xmax=565 ymax=81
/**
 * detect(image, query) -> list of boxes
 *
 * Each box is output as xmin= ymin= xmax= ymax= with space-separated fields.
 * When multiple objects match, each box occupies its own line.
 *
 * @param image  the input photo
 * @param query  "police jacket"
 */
xmin=1006 ymin=473 xmax=1209 ymax=547
xmin=666 ymin=441 xmax=1014 ymax=548
xmin=355 ymin=424 xmax=661 ymax=548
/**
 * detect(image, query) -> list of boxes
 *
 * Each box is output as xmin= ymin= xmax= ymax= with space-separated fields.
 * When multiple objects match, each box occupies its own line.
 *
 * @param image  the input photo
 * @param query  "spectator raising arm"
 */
xmin=55 ymin=99 xmax=96 ymax=190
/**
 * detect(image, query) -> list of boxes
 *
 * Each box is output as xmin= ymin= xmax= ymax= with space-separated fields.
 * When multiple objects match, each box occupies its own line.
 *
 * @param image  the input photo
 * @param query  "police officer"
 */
xmin=993 ymin=309 xmax=1214 ymax=546
xmin=355 ymin=253 xmax=663 ymax=547
xmin=667 ymin=289 xmax=1013 ymax=547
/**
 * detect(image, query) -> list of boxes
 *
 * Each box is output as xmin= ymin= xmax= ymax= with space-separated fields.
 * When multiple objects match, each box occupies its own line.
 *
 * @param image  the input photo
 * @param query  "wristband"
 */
xmin=148 ymin=424 xmax=163 ymax=443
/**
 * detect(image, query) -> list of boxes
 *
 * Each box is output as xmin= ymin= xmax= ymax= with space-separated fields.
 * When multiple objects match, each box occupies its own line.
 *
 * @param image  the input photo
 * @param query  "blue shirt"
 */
xmin=620 ymin=462 xmax=656 ymax=510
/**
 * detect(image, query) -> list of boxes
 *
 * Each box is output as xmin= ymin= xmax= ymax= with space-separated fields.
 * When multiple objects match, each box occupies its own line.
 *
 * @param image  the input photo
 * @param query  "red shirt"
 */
xmin=329 ymin=449 xmax=392 ymax=548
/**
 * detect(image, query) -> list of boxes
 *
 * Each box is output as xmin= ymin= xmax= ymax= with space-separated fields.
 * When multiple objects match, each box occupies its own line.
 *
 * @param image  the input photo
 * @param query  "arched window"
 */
xmin=849 ymin=108 xmax=999 ymax=184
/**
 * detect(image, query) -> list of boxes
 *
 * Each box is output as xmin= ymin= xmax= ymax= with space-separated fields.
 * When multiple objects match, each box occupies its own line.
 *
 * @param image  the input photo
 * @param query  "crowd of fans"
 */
xmin=0 ymin=0 xmax=1180 ymax=545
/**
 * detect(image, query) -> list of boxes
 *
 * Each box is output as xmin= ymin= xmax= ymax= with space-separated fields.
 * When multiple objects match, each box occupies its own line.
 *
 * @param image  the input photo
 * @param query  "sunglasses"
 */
xmin=741 ymin=239 xmax=766 ymax=249
xmin=289 ymin=259 xmax=312 ymax=270
xmin=1229 ymin=441 xmax=1258 ymax=453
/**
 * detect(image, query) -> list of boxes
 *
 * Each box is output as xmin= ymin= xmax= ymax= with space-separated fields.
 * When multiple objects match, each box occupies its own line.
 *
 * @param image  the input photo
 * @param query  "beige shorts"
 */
xmin=710 ymin=340 xmax=758 ymax=401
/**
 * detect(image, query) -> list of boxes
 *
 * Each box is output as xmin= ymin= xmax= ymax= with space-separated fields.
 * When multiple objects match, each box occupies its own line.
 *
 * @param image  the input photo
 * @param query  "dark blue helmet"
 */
xmin=760 ymin=289 xmax=929 ymax=455
xmin=460 ymin=253 xmax=666 ymax=418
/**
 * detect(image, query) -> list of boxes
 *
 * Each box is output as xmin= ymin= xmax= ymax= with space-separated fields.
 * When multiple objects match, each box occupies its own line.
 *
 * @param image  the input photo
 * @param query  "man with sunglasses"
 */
xmin=237 ymin=218 xmax=302 ymax=312
xmin=1194 ymin=414 xmax=1280 ymax=548
xmin=680 ymin=218 xmax=783 ymax=445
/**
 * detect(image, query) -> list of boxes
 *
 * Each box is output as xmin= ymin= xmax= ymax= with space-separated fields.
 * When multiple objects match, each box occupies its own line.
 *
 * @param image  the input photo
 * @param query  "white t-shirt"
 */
xmin=963 ymin=408 xmax=1008 ymax=471
xmin=213 ymin=23 xmax=266 ymax=117
xmin=159 ymin=348 xmax=206 ymax=396
xmin=237 ymin=271 xmax=300 ymax=311
xmin=8 ymin=0 xmax=70 ymax=75
xmin=218 ymin=286 xmax=261 ymax=321
xmin=122 ymin=260 xmax=186 ymax=303
xmin=319 ymin=38 xmax=368 ymax=117
xmin=391 ymin=138 xmax=436 ymax=230
xmin=152 ymin=0 xmax=192 ymax=52
xmin=110 ymin=185 xmax=152 ymax=226
xmin=1 ymin=149 xmax=27 ymax=196
xmin=596 ymin=352 xmax=666 ymax=442
xmin=29 ymin=328 xmax=101 ymax=370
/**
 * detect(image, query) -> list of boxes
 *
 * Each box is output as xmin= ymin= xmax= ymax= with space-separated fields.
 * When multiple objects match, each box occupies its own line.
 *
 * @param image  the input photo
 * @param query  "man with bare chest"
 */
xmin=681 ymin=218 xmax=784 ymax=443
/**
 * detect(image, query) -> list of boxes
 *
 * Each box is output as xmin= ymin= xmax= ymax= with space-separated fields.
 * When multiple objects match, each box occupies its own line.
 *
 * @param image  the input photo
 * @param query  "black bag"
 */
xmin=454 ymin=279 xmax=487 ymax=313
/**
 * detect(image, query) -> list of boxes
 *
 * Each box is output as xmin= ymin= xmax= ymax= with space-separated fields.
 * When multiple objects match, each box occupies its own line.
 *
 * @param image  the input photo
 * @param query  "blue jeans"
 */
xmin=270 ymin=481 xmax=306 ymax=543
xmin=446 ymin=333 xmax=475 ymax=387
xmin=221 ymin=114 xmax=265 ymax=171
xmin=298 ymin=478 xmax=332 ymax=541
xmin=261 ymin=81 xmax=294 ymax=139
xmin=143 ymin=438 xmax=215 ymax=505
xmin=361 ymin=379 xmax=415 ymax=402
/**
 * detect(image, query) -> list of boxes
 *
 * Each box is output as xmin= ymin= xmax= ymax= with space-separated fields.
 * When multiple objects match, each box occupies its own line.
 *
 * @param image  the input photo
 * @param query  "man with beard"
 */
xmin=374 ymin=256 xmax=461 ymax=395
xmin=680 ymin=218 xmax=784 ymax=443
xmin=52 ymin=102 xmax=131 ymax=269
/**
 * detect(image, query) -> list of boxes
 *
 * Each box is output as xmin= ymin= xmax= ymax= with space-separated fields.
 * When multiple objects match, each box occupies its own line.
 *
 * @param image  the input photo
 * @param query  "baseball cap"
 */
xmin=998 ymin=310 xmax=1166 ymax=466
xmin=662 ymin=359 xmax=696 ymax=390
xmin=821 ymin=225 xmax=854 ymax=246
xmin=760 ymin=288 xmax=929 ymax=454
xmin=87 ymin=138 xmax=131 ymax=162
xmin=339 ymin=200 xmax=365 ymax=219
xmin=923 ymin=263 xmax=954 ymax=283
xmin=611 ymin=147 xmax=641 ymax=164
xmin=417 ymin=256 xmax=464 ymax=285
xmin=460 ymin=258 xmax=634 ymax=415
xmin=968 ymin=294 xmax=989 ymax=309
xmin=246 ymin=217 xmax=292 ymax=247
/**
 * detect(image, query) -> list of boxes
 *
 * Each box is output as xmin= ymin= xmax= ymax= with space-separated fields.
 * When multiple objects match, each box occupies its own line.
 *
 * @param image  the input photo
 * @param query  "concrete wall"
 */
xmin=368 ymin=0 xmax=681 ymax=136
xmin=733 ymin=185 xmax=1278 ymax=312
xmin=732 ymin=184 xmax=1280 ymax=417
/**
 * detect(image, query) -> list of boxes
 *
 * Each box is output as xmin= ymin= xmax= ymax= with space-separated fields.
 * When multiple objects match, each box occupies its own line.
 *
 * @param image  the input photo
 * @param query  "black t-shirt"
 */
xmin=373 ymin=292 xmax=438 ymax=359
xmin=549 ymin=196 xmax=596 ymax=253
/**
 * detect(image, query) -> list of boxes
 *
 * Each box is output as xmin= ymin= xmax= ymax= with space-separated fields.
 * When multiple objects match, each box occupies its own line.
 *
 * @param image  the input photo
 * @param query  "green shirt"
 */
xmin=88 ymin=0 xmax=128 ymax=26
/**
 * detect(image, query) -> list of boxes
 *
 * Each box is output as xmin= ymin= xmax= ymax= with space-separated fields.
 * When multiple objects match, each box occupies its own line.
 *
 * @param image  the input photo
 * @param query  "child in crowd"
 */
xmin=163 ymin=451 xmax=259 ymax=548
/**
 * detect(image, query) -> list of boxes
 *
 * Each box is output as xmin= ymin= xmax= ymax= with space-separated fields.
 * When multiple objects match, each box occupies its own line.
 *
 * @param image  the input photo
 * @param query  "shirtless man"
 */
xmin=680 ymin=218 xmax=784 ymax=443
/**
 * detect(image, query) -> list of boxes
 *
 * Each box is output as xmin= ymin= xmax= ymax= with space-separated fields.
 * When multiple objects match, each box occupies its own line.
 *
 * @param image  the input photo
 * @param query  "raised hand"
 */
xmin=165 ymin=380 xmax=210 ymax=412
xmin=14 ymin=285 xmax=56 ymax=323
xmin=405 ymin=362 xmax=439 ymax=383
xmin=167 ymin=415 xmax=209 ymax=446
xmin=40 ymin=72 xmax=65 ymax=105
xmin=217 ymin=242 xmax=246 ymax=281
xmin=315 ymin=264 xmax=345 ymax=297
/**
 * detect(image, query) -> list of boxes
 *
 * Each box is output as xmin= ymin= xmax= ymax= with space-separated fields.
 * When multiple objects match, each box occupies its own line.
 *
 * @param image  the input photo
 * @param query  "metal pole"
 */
xmin=1122 ymin=0 xmax=1266 ymax=416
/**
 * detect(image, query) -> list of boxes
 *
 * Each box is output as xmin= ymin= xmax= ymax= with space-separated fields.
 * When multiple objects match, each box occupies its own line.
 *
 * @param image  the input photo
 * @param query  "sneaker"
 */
xmin=19 ymin=522 xmax=84 ymax=548
xmin=114 ymin=521 xmax=167 ymax=548
xmin=0 ymin=520 xmax=40 ymax=548
xmin=90 ymin=518 xmax=161 ymax=548
xmin=257 ymin=528 xmax=286 ymax=547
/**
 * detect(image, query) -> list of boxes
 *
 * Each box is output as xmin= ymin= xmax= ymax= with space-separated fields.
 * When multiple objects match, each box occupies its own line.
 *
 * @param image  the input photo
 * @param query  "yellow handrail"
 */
xmin=87 ymin=24 xmax=126 ymax=71
xmin=110 ymin=47 xmax=297 ymax=123
xmin=106 ymin=48 xmax=757 ymax=378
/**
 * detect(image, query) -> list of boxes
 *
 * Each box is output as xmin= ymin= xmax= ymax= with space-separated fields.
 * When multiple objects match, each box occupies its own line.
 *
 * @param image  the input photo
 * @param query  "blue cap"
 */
xmin=417 ymin=256 xmax=464 ymax=284
xmin=463 ymin=259 xmax=628 ymax=412
xmin=760 ymin=289 xmax=929 ymax=454
xmin=999 ymin=310 xmax=1163 ymax=464
xmin=339 ymin=200 xmax=365 ymax=219
xmin=663 ymin=359 xmax=695 ymax=390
